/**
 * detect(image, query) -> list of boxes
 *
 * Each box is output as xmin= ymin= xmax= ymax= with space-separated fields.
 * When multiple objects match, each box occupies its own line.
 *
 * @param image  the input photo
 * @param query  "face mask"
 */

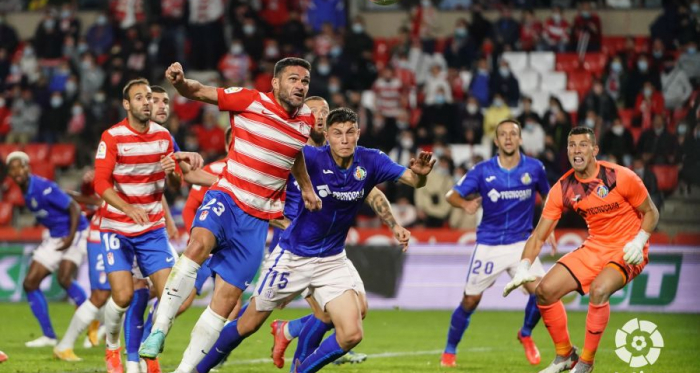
xmin=637 ymin=60 xmax=648 ymax=72
xmin=553 ymin=14 xmax=561 ymax=22
xmin=352 ymin=24 xmax=363 ymax=34
xmin=436 ymin=166 xmax=449 ymax=176
xmin=23 ymin=47 xmax=34 ymax=57
xmin=499 ymin=67 xmax=510 ymax=77
xmin=265 ymin=46 xmax=279 ymax=57
xmin=643 ymin=87 xmax=652 ymax=98
xmin=421 ymin=0 xmax=431 ymax=6
xmin=44 ymin=19 xmax=55 ymax=30
xmin=328 ymin=84 xmax=340 ymax=94
xmin=550 ymin=105 xmax=559 ymax=113
xmin=433 ymin=147 xmax=445 ymax=157
xmin=493 ymin=98 xmax=504 ymax=107
xmin=478 ymin=68 xmax=489 ymax=75
xmin=66 ymin=81 xmax=77 ymax=94
xmin=455 ymin=27 xmax=467 ymax=38
xmin=612 ymin=124 xmax=624 ymax=135
xmin=94 ymin=93 xmax=106 ymax=103
xmin=243 ymin=24 xmax=255 ymax=35
xmin=397 ymin=60 xmax=409 ymax=69
xmin=61 ymin=10 xmax=71 ymax=19
xmin=653 ymin=50 xmax=663 ymax=58
xmin=467 ymin=104 xmax=478 ymax=114
xmin=318 ymin=64 xmax=331 ymax=76
xmin=654 ymin=127 xmax=663 ymax=135
xmin=400 ymin=138 xmax=413 ymax=148
xmin=525 ymin=123 xmax=535 ymax=131
xmin=97 ymin=15 xmax=107 ymax=25
xmin=330 ymin=46 xmax=342 ymax=58
xmin=585 ymin=118 xmax=595 ymax=128
xmin=688 ymin=47 xmax=697 ymax=54
xmin=434 ymin=95 xmax=446 ymax=105
xmin=0 ymin=17 xmax=4 ymax=25
xmin=677 ymin=124 xmax=687 ymax=136
xmin=634 ymin=167 xmax=644 ymax=177
xmin=231 ymin=45 xmax=243 ymax=55
xmin=72 ymin=106 xmax=83 ymax=116
xmin=77 ymin=43 xmax=89 ymax=54
xmin=581 ymin=11 xmax=590 ymax=18
xmin=81 ymin=60 xmax=92 ymax=70
xmin=691 ymin=3 xmax=700 ymax=13
xmin=611 ymin=61 xmax=622 ymax=73
xmin=0 ymin=98 xmax=5 ymax=107
xmin=50 ymin=96 xmax=63 ymax=108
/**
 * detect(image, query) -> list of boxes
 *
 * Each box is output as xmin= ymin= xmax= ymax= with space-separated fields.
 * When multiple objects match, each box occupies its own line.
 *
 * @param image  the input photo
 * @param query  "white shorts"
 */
xmin=254 ymin=246 xmax=361 ymax=312
xmin=32 ymin=228 xmax=88 ymax=272
xmin=301 ymin=257 xmax=366 ymax=299
xmin=464 ymin=241 xmax=545 ymax=296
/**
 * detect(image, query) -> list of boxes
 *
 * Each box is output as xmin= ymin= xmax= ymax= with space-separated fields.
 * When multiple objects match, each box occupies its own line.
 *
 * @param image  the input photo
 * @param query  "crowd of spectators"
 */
xmin=1 ymin=0 xmax=699 ymax=231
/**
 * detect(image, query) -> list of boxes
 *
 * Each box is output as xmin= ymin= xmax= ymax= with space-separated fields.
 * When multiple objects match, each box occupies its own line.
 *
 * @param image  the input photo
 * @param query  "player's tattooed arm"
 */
xmin=165 ymin=62 xmax=218 ymax=105
xmin=366 ymin=188 xmax=411 ymax=250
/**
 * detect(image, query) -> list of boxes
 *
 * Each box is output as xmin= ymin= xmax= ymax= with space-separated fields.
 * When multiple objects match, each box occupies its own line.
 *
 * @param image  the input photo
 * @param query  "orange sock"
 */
xmin=581 ymin=302 xmax=610 ymax=364
xmin=538 ymin=301 xmax=572 ymax=357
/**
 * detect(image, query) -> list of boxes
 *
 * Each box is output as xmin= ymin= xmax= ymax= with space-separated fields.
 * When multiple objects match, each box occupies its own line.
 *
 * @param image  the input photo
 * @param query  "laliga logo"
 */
xmin=615 ymin=318 xmax=664 ymax=368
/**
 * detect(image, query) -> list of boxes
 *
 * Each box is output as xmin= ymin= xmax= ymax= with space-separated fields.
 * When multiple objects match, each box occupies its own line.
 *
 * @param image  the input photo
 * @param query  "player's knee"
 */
xmin=90 ymin=290 xmax=110 ymax=307
xmin=588 ymin=282 xmax=612 ymax=304
xmin=111 ymin=289 xmax=133 ymax=308
xmin=57 ymin=273 xmax=73 ymax=290
xmin=184 ymin=233 xmax=213 ymax=263
xmin=460 ymin=295 xmax=480 ymax=311
xmin=23 ymin=278 xmax=40 ymax=292
xmin=338 ymin=328 xmax=363 ymax=349
xmin=535 ymin=281 xmax=555 ymax=305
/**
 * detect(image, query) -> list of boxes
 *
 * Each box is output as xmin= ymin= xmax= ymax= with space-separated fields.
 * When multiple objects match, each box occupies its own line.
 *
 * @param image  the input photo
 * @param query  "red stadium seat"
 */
xmin=555 ymin=53 xmax=581 ymax=73
xmin=651 ymin=165 xmax=679 ymax=192
xmin=619 ymin=109 xmax=634 ymax=128
xmin=32 ymin=162 xmax=55 ymax=180
xmin=434 ymin=38 xmax=448 ymax=53
xmin=630 ymin=127 xmax=642 ymax=145
xmin=673 ymin=233 xmax=700 ymax=246
xmin=373 ymin=38 xmax=391 ymax=65
xmin=50 ymin=144 xmax=76 ymax=167
xmin=567 ymin=71 xmax=592 ymax=98
xmin=0 ymin=202 xmax=12 ymax=226
xmin=23 ymin=143 xmax=51 ymax=164
xmin=0 ymin=144 xmax=21 ymax=163
xmin=602 ymin=36 xmax=627 ymax=56
xmin=3 ymin=177 xmax=24 ymax=207
xmin=634 ymin=36 xmax=650 ymax=53
xmin=582 ymin=53 xmax=608 ymax=76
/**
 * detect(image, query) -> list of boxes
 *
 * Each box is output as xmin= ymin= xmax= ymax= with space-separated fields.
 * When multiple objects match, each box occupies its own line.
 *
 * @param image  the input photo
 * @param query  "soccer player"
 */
xmin=504 ymin=127 xmax=659 ymax=373
xmin=139 ymin=58 xmax=322 ymax=369
xmin=191 ymin=107 xmax=433 ymax=373
xmin=94 ymin=78 xmax=199 ymax=372
xmin=440 ymin=119 xmax=555 ymax=368
xmin=6 ymin=151 xmax=89 ymax=348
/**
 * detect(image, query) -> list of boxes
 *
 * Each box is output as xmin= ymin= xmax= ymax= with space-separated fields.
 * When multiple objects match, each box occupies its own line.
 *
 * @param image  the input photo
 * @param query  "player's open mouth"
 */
xmin=573 ymin=156 xmax=584 ymax=166
xmin=293 ymin=92 xmax=303 ymax=98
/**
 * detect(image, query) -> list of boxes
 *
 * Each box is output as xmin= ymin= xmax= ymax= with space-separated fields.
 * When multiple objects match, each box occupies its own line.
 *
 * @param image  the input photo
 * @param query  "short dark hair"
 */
xmin=150 ymin=85 xmax=167 ymax=94
xmin=273 ymin=57 xmax=311 ymax=77
xmin=305 ymin=96 xmax=326 ymax=103
xmin=495 ymin=118 xmax=521 ymax=137
xmin=569 ymin=126 xmax=597 ymax=145
xmin=123 ymin=78 xmax=150 ymax=100
xmin=326 ymin=107 xmax=358 ymax=129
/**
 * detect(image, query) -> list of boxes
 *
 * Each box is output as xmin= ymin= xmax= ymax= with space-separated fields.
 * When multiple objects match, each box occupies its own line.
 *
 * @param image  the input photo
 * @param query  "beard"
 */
xmin=131 ymin=107 xmax=150 ymax=123
xmin=309 ymin=129 xmax=325 ymax=144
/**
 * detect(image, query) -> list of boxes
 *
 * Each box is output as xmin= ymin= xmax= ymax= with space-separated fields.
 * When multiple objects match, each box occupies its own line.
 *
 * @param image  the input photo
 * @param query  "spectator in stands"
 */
xmin=306 ymin=0 xmax=346 ymax=32
xmin=447 ymin=67 xmax=466 ymax=103
xmin=310 ymin=56 xmax=334 ymax=98
xmin=517 ymin=96 xmax=541 ymax=125
xmin=7 ymin=88 xmax=40 ymax=145
xmin=601 ymin=118 xmax=635 ymax=167
xmin=415 ymin=155 xmax=453 ymax=227
xmin=521 ymin=114 xmax=546 ymax=158
xmin=626 ymin=55 xmax=661 ymax=108
xmin=188 ymin=0 xmax=226 ymax=70
xmin=604 ymin=55 xmax=628 ymax=105
xmin=0 ymin=13 xmax=19 ymax=54
xmin=638 ymin=114 xmax=677 ymax=165
xmin=468 ymin=3 xmax=492 ymax=47
xmin=482 ymin=93 xmax=511 ymax=143
xmin=649 ymin=38 xmax=669 ymax=73
xmin=38 ymin=91 xmax=69 ymax=144
xmin=193 ymin=110 xmax=226 ymax=162
xmin=617 ymin=36 xmax=638 ymax=71
xmin=34 ymin=13 xmax=64 ymax=60
xmin=146 ymin=24 xmax=178 ymax=81
xmin=458 ymin=96 xmax=484 ymax=144
xmin=544 ymin=97 xmax=572 ymax=156
xmin=348 ymin=50 xmax=378 ymax=91
xmin=314 ymin=22 xmax=337 ymax=58
xmin=578 ymin=79 xmax=618 ymax=124
xmin=580 ymin=110 xmax=603 ymax=136
xmin=373 ymin=66 xmax=403 ymax=118
xmin=493 ymin=6 xmax=520 ymax=50
xmin=634 ymin=81 xmax=665 ymax=129
xmin=218 ymin=40 xmax=251 ymax=85
xmin=680 ymin=123 xmax=700 ymax=191
xmin=78 ymin=52 xmax=104 ymax=105
xmin=571 ymin=1 xmax=602 ymax=52
xmin=391 ymin=197 xmax=418 ymax=228
xmin=650 ymin=2 xmax=682 ymax=50
xmin=58 ymin=4 xmax=80 ymax=42
xmin=280 ymin=10 xmax=307 ymax=54
xmin=661 ymin=56 xmax=693 ymax=110
xmin=543 ymin=6 xmax=570 ymax=52
xmin=443 ymin=18 xmax=477 ymax=70
xmin=389 ymin=130 xmax=418 ymax=168
xmin=344 ymin=16 xmax=374 ymax=63
xmin=19 ymin=44 xmax=40 ymax=85
xmin=411 ymin=0 xmax=438 ymax=53
xmin=239 ymin=16 xmax=265 ymax=62
xmin=540 ymin=135 xmax=563 ymax=185
xmin=424 ymin=64 xmax=452 ymax=106
xmin=490 ymin=59 xmax=520 ymax=107
xmin=678 ymin=41 xmax=700 ymax=80
xmin=390 ymin=26 xmax=412 ymax=58
xmin=85 ymin=13 xmax=113 ymax=56
xmin=632 ymin=157 xmax=663 ymax=209
xmin=519 ymin=9 xmax=542 ymax=52
xmin=678 ymin=3 xmax=700 ymax=46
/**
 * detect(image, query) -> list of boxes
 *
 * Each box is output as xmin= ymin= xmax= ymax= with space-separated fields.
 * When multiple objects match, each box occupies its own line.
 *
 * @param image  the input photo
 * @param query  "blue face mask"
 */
xmin=687 ymin=47 xmax=697 ymax=55
xmin=637 ymin=60 xmax=648 ymax=72
xmin=434 ymin=95 xmax=446 ymax=105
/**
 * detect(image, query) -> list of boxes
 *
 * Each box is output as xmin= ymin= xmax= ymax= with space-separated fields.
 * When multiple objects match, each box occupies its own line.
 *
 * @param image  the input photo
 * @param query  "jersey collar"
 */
xmin=495 ymin=153 xmax=524 ymax=173
xmin=24 ymin=174 xmax=37 ymax=198
xmin=574 ymin=160 xmax=601 ymax=183
xmin=324 ymin=144 xmax=360 ymax=171
xmin=122 ymin=117 xmax=153 ymax=135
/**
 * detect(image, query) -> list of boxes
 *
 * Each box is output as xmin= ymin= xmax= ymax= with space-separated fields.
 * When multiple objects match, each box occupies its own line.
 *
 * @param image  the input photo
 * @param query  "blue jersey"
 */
xmin=171 ymin=135 xmax=180 ymax=152
xmin=453 ymin=155 xmax=550 ymax=246
xmin=23 ymin=175 xmax=88 ymax=238
xmin=283 ymin=174 xmax=302 ymax=220
xmin=279 ymin=145 xmax=406 ymax=257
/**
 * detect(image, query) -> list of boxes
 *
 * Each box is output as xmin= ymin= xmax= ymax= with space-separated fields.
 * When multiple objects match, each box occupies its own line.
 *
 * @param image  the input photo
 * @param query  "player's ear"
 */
xmin=122 ymin=99 xmax=130 ymax=111
xmin=271 ymin=76 xmax=279 ymax=92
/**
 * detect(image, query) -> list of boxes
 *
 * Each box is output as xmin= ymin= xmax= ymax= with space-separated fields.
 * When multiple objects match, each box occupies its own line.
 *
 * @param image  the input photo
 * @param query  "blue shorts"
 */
xmin=102 ymin=228 xmax=175 ymax=277
xmin=192 ymin=190 xmax=269 ymax=291
xmin=87 ymin=242 xmax=111 ymax=291
xmin=194 ymin=257 xmax=213 ymax=295
xmin=269 ymin=227 xmax=284 ymax=255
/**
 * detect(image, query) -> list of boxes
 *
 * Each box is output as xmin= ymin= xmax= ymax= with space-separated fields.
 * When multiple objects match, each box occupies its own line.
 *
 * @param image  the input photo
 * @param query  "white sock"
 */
xmin=56 ymin=300 xmax=99 ymax=351
xmin=125 ymin=361 xmax=141 ymax=373
xmin=176 ymin=306 xmax=226 ymax=372
xmin=153 ymin=255 xmax=200 ymax=334
xmin=104 ymin=297 xmax=128 ymax=349
xmin=97 ymin=305 xmax=105 ymax=323
xmin=283 ymin=323 xmax=294 ymax=341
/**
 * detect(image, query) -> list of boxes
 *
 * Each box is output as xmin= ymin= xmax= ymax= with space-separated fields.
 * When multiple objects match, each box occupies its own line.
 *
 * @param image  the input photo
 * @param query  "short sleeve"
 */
xmin=618 ymin=167 xmax=649 ymax=208
xmin=47 ymin=182 xmax=73 ymax=211
xmin=216 ymin=87 xmax=257 ymax=112
xmin=536 ymin=163 xmax=551 ymax=196
xmin=371 ymin=149 xmax=407 ymax=184
xmin=93 ymin=132 xmax=117 ymax=195
xmin=453 ymin=165 xmax=481 ymax=197
xmin=541 ymin=182 xmax=565 ymax=220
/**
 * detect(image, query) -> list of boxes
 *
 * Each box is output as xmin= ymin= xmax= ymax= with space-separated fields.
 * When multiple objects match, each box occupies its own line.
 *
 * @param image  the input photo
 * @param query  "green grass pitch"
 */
xmin=0 ymin=303 xmax=698 ymax=372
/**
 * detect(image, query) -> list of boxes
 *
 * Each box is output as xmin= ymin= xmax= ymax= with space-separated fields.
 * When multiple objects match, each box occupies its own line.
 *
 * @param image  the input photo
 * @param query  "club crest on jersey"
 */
xmin=521 ymin=172 xmax=532 ymax=185
xmin=596 ymin=184 xmax=609 ymax=198
xmin=199 ymin=210 xmax=209 ymax=221
xmin=354 ymin=166 xmax=367 ymax=181
xmin=107 ymin=252 xmax=114 ymax=266
xmin=96 ymin=141 xmax=107 ymax=159
xmin=224 ymin=87 xmax=242 ymax=94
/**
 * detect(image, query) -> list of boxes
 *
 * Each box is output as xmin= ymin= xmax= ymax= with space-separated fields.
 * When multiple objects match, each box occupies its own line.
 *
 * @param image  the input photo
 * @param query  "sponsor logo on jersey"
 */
xmin=486 ymin=188 xmax=533 ymax=203
xmin=354 ymin=166 xmax=367 ymax=181
xmin=96 ymin=141 xmax=107 ymax=159
xmin=485 ymin=176 xmax=496 ymax=182
xmin=576 ymin=202 xmax=620 ymax=218
xmin=316 ymin=185 xmax=365 ymax=201
xmin=521 ymin=172 xmax=531 ymax=185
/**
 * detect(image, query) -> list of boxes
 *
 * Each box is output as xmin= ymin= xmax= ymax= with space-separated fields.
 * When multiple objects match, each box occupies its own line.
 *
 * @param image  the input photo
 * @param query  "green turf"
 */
xmin=0 ymin=303 xmax=698 ymax=372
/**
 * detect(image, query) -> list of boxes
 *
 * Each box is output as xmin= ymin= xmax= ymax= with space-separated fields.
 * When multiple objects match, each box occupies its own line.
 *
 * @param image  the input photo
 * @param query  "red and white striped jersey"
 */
xmin=88 ymin=210 xmax=102 ymax=244
xmin=94 ymin=118 xmax=174 ymax=236
xmin=212 ymin=87 xmax=314 ymax=220
xmin=182 ymin=159 xmax=227 ymax=231
xmin=373 ymin=77 xmax=403 ymax=118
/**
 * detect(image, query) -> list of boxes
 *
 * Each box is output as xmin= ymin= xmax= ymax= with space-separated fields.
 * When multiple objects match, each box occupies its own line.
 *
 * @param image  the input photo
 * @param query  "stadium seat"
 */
xmin=602 ymin=36 xmax=627 ymax=56
xmin=373 ymin=38 xmax=391 ymax=65
xmin=24 ymin=143 xmax=51 ymax=164
xmin=630 ymin=127 xmax=642 ymax=144
xmin=540 ymin=72 xmax=567 ymax=92
xmin=567 ymin=71 xmax=592 ymax=97
xmin=555 ymin=53 xmax=581 ymax=73
xmin=502 ymin=52 xmax=528 ymax=72
xmin=651 ymin=165 xmax=679 ymax=192
xmin=528 ymin=91 xmax=551 ymax=116
xmin=528 ymin=52 xmax=555 ymax=74
xmin=3 ymin=177 xmax=24 ymax=207
xmin=32 ymin=162 xmax=55 ymax=180
xmin=515 ymin=70 xmax=540 ymax=92
xmin=50 ymin=144 xmax=76 ymax=167
xmin=0 ymin=144 xmax=21 ymax=163
xmin=556 ymin=91 xmax=579 ymax=113
xmin=583 ymin=53 xmax=608 ymax=76
xmin=619 ymin=109 xmax=634 ymax=128
xmin=673 ymin=233 xmax=700 ymax=246
xmin=0 ymin=202 xmax=12 ymax=226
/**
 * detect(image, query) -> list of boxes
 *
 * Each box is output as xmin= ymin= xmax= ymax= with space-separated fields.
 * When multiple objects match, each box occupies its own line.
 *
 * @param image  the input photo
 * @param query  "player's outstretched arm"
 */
xmin=165 ymin=62 xmax=218 ymax=105
xmin=623 ymin=196 xmax=659 ymax=265
xmin=398 ymin=151 xmax=436 ymax=188
xmin=503 ymin=217 xmax=558 ymax=297
xmin=446 ymin=190 xmax=482 ymax=214
xmin=291 ymin=151 xmax=322 ymax=211
xmin=66 ymin=190 xmax=102 ymax=206
xmin=366 ymin=187 xmax=410 ymax=250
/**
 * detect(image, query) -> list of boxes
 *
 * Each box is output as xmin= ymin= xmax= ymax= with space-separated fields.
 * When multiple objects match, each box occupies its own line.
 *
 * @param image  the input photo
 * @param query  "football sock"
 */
xmin=197 ymin=319 xmax=246 ymax=373
xmin=27 ymin=289 xmax=56 ymax=339
xmin=152 ymin=255 xmax=200 ymax=335
xmin=538 ymin=301 xmax=573 ymax=357
xmin=444 ymin=305 xmax=473 ymax=354
xmin=292 ymin=316 xmax=334 ymax=368
xmin=520 ymin=294 xmax=541 ymax=337
xmin=177 ymin=306 xmax=226 ymax=373
xmin=286 ymin=314 xmax=314 ymax=339
xmin=105 ymin=297 xmax=128 ymax=349
xmin=56 ymin=300 xmax=99 ymax=350
xmin=125 ymin=288 xmax=149 ymax=362
xmin=581 ymin=302 xmax=610 ymax=364
xmin=140 ymin=300 xmax=157 ymax=345
xmin=66 ymin=281 xmax=87 ymax=306
xmin=296 ymin=333 xmax=347 ymax=373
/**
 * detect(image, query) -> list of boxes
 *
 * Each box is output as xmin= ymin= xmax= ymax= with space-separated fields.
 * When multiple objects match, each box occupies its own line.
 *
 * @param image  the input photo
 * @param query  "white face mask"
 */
xmin=612 ymin=124 xmax=624 ymax=136
xmin=585 ymin=118 xmax=595 ymax=128
xmin=231 ymin=45 xmax=243 ymax=55
xmin=467 ymin=104 xmax=478 ymax=114
xmin=50 ymin=96 xmax=63 ymax=108
xmin=317 ymin=64 xmax=331 ymax=76
xmin=493 ymin=98 xmax=504 ymax=107
xmin=400 ymin=138 xmax=413 ymax=149
xmin=72 ymin=106 xmax=83 ymax=116
xmin=243 ymin=24 xmax=255 ymax=35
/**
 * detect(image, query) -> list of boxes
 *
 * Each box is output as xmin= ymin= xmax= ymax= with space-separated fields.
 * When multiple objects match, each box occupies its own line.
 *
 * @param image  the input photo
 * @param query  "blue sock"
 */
xmin=197 ymin=319 xmax=246 ymax=373
xmin=27 ymin=289 xmax=56 ymax=339
xmin=296 ymin=332 xmax=346 ymax=373
xmin=235 ymin=302 xmax=248 ymax=319
xmin=444 ymin=305 xmax=473 ymax=354
xmin=140 ymin=300 xmax=157 ymax=345
xmin=292 ymin=316 xmax=334 ymax=370
xmin=125 ymin=288 xmax=149 ymax=362
xmin=520 ymin=295 xmax=541 ymax=337
xmin=66 ymin=281 xmax=87 ymax=306
xmin=287 ymin=314 xmax=314 ymax=339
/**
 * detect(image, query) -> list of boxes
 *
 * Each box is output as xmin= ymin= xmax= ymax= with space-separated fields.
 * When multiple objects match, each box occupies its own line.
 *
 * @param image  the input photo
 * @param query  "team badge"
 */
xmin=596 ymin=185 xmax=609 ymax=198
xmin=354 ymin=166 xmax=367 ymax=181
xmin=265 ymin=288 xmax=275 ymax=299
xmin=199 ymin=210 xmax=209 ymax=221
xmin=521 ymin=172 xmax=532 ymax=185
xmin=96 ymin=141 xmax=107 ymax=159
xmin=99 ymin=272 xmax=107 ymax=284
xmin=107 ymin=252 xmax=114 ymax=266
xmin=224 ymin=87 xmax=242 ymax=94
